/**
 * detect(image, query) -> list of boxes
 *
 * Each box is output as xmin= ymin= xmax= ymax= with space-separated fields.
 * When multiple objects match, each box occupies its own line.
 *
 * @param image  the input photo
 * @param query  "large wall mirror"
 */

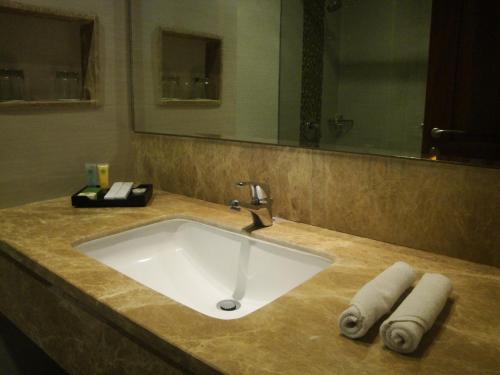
xmin=129 ymin=0 xmax=500 ymax=167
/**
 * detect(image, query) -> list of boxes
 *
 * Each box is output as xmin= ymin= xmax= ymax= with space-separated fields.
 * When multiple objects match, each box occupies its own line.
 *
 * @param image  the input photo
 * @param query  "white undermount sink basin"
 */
xmin=76 ymin=218 xmax=332 ymax=319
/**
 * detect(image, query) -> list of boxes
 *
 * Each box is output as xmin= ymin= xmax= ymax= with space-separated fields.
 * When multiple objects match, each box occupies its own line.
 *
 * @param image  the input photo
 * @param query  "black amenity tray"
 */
xmin=71 ymin=184 xmax=153 ymax=208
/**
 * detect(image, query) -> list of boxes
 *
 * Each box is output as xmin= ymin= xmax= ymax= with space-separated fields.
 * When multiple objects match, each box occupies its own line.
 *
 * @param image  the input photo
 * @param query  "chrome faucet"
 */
xmin=229 ymin=181 xmax=273 ymax=232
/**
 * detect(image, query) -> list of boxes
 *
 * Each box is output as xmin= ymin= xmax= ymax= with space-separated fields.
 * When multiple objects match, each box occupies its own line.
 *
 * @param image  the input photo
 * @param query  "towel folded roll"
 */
xmin=338 ymin=262 xmax=416 ymax=339
xmin=380 ymin=273 xmax=452 ymax=354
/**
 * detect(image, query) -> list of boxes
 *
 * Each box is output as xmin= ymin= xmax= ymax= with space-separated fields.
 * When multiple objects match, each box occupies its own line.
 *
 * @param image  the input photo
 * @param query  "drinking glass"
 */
xmin=0 ymin=69 xmax=25 ymax=101
xmin=66 ymin=72 xmax=80 ymax=99
xmin=191 ymin=77 xmax=209 ymax=99
xmin=179 ymin=79 xmax=192 ymax=100
xmin=55 ymin=71 xmax=80 ymax=100
xmin=0 ymin=69 xmax=10 ymax=101
xmin=162 ymin=75 xmax=179 ymax=98
xmin=10 ymin=69 xmax=25 ymax=100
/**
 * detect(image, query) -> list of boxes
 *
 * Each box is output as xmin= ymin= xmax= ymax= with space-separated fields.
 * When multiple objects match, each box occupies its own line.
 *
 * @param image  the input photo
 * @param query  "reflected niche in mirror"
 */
xmin=129 ymin=0 xmax=500 ymax=167
xmin=159 ymin=30 xmax=221 ymax=104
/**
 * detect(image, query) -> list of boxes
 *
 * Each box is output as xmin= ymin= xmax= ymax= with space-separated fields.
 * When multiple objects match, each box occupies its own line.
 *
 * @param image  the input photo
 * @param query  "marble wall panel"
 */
xmin=133 ymin=134 xmax=500 ymax=267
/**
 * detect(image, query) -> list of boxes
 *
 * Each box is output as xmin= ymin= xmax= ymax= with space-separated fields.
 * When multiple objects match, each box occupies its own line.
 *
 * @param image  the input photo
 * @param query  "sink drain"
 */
xmin=216 ymin=299 xmax=241 ymax=311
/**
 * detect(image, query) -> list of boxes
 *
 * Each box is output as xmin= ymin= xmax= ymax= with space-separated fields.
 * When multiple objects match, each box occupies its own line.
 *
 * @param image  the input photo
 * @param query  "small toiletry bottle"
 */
xmin=97 ymin=163 xmax=109 ymax=188
xmin=85 ymin=163 xmax=98 ymax=186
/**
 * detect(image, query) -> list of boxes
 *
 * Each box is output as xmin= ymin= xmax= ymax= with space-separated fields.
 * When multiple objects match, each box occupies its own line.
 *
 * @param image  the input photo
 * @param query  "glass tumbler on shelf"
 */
xmin=55 ymin=71 xmax=69 ymax=99
xmin=55 ymin=71 xmax=80 ymax=100
xmin=162 ymin=75 xmax=179 ymax=99
xmin=191 ymin=77 xmax=209 ymax=99
xmin=0 ymin=69 xmax=10 ymax=101
xmin=10 ymin=69 xmax=25 ymax=100
xmin=179 ymin=79 xmax=192 ymax=100
xmin=0 ymin=69 xmax=25 ymax=101
xmin=204 ymin=77 xmax=216 ymax=99
xmin=66 ymin=72 xmax=81 ymax=99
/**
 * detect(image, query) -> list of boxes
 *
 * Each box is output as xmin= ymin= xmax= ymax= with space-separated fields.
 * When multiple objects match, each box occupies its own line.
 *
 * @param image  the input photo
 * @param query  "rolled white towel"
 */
xmin=380 ymin=273 xmax=453 ymax=354
xmin=338 ymin=262 xmax=416 ymax=339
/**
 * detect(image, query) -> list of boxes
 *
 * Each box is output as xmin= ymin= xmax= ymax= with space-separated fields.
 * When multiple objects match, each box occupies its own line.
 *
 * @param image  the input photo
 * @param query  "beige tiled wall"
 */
xmin=0 ymin=0 xmax=132 ymax=208
xmin=133 ymin=133 xmax=500 ymax=267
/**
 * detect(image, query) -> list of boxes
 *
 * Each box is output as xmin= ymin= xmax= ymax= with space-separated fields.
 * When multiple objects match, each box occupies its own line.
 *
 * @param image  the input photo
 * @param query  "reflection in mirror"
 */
xmin=159 ymin=30 xmax=221 ymax=104
xmin=130 ymin=0 xmax=500 ymax=166
xmin=130 ymin=0 xmax=281 ymax=143
xmin=278 ymin=0 xmax=431 ymax=158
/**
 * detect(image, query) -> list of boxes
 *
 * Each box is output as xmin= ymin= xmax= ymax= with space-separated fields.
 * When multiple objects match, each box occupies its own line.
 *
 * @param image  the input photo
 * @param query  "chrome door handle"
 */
xmin=431 ymin=127 xmax=466 ymax=138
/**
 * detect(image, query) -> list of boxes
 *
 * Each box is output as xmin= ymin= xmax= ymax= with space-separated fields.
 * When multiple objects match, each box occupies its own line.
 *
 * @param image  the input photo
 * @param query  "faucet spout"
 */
xmin=229 ymin=181 xmax=273 ymax=232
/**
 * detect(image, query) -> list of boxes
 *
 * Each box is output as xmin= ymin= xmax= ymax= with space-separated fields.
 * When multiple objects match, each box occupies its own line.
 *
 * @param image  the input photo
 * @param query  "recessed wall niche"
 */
xmin=0 ymin=1 xmax=98 ymax=107
xmin=159 ymin=29 xmax=221 ymax=106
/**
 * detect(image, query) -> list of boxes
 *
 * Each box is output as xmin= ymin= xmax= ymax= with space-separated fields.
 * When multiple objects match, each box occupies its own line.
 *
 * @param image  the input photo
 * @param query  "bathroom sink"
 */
xmin=76 ymin=218 xmax=332 ymax=319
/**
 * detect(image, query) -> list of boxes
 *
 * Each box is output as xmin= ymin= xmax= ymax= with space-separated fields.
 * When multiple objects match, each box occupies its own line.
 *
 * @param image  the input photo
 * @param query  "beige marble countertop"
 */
xmin=0 ymin=192 xmax=499 ymax=374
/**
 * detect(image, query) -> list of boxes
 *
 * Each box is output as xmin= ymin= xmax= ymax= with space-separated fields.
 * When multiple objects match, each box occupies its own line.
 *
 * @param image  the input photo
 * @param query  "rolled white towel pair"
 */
xmin=380 ymin=273 xmax=452 ymax=353
xmin=338 ymin=262 xmax=416 ymax=339
xmin=338 ymin=262 xmax=452 ymax=354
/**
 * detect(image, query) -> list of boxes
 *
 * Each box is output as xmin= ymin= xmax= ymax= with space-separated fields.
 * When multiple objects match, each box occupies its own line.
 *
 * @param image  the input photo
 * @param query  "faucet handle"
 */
xmin=235 ymin=181 xmax=271 ymax=204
